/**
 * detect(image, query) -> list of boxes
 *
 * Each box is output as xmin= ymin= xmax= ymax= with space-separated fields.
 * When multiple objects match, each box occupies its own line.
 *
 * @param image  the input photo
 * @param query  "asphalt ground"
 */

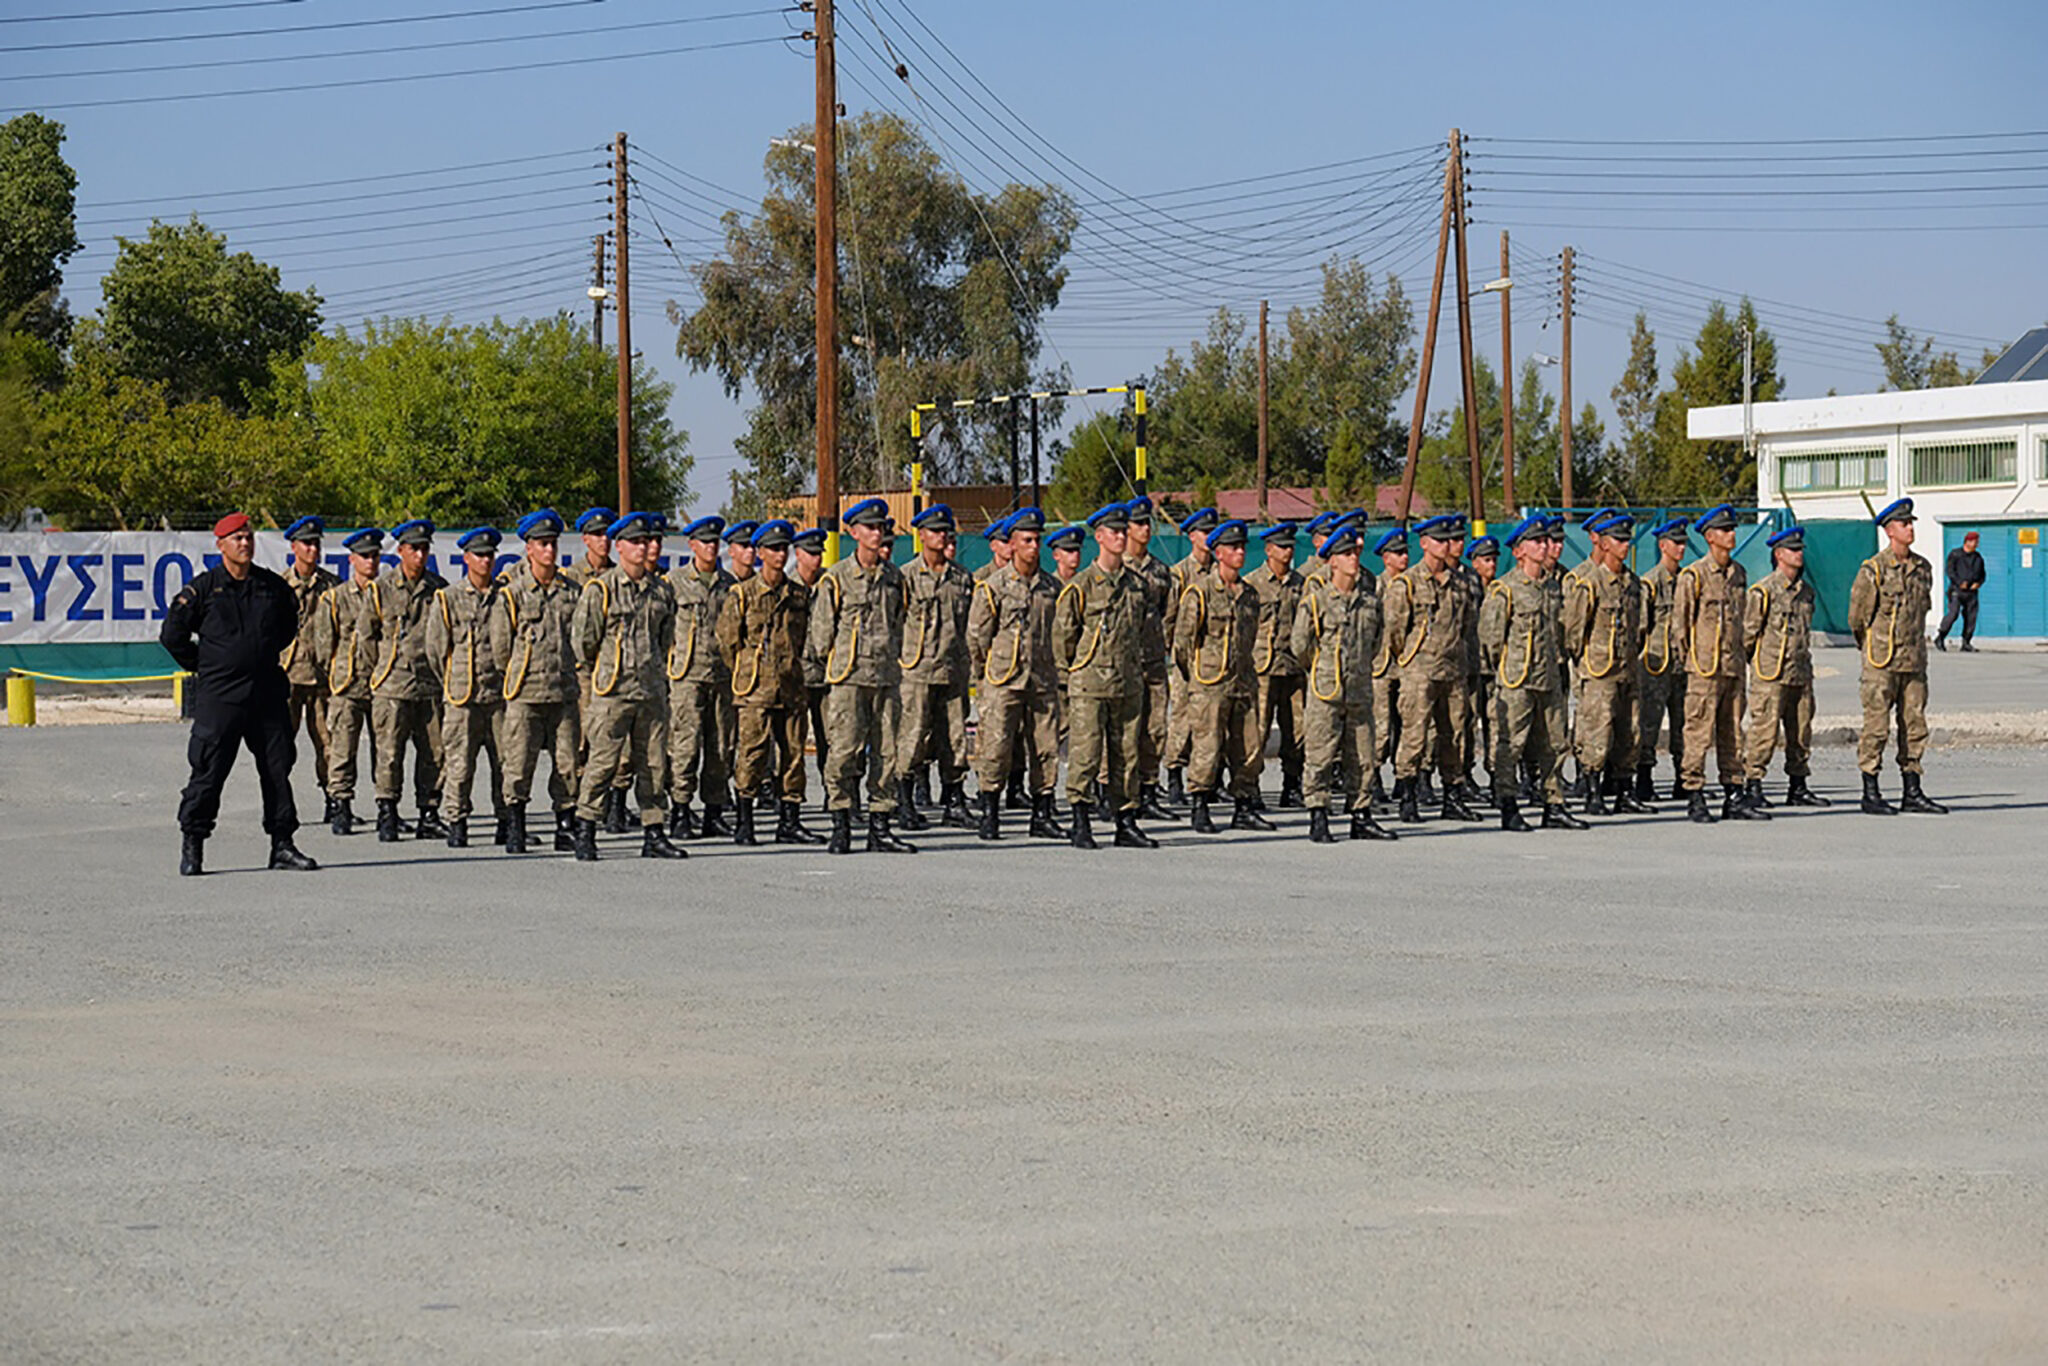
xmin=3 ymin=724 xmax=2046 ymax=1363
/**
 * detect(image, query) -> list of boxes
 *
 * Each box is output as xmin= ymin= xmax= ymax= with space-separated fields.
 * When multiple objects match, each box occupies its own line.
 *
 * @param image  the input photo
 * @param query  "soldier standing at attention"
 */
xmin=367 ymin=519 xmax=448 ymax=843
xmin=1671 ymin=504 xmax=1763 ymax=823
xmin=966 ymin=508 xmax=1065 ymax=841
xmin=1164 ymin=507 xmax=1219 ymax=806
xmin=566 ymin=507 xmax=634 ymax=834
xmin=1743 ymin=524 xmax=1828 ymax=810
xmin=1635 ymin=517 xmax=1690 ymax=803
xmin=1849 ymin=498 xmax=1949 ymax=816
xmin=1291 ymin=523 xmax=1395 ymax=843
xmin=492 ymin=509 xmax=583 ymax=854
xmin=312 ymin=528 xmax=383 ymax=836
xmin=664 ymin=516 xmax=736 ymax=842
xmin=723 ymin=520 xmax=760 ymax=584
xmin=161 ymin=512 xmax=319 ymax=876
xmin=1052 ymin=501 xmax=1157 ymax=850
xmin=1368 ymin=525 xmax=1410 ymax=804
xmin=790 ymin=525 xmax=831 ymax=799
xmin=975 ymin=513 xmax=1015 ymax=584
xmin=1048 ymin=523 xmax=1084 ymax=583
xmin=1247 ymin=522 xmax=1307 ymax=809
xmin=811 ymin=497 xmax=916 ymax=854
xmin=1563 ymin=513 xmax=1652 ymax=816
xmin=1382 ymin=514 xmax=1481 ymax=824
xmin=425 ymin=526 xmax=507 ymax=849
xmin=279 ymin=516 xmax=339 ymax=824
xmin=1300 ymin=513 xmax=1338 ymax=586
xmin=1042 ymin=521 xmax=1085 ymax=791
xmin=1460 ymin=534 xmax=1500 ymax=806
xmin=1480 ymin=515 xmax=1585 ymax=832
xmin=1123 ymin=497 xmax=1176 ymax=820
xmin=1174 ymin=519 xmax=1270 ymax=834
xmin=571 ymin=512 xmax=686 ymax=861
xmin=716 ymin=519 xmax=822 ymax=846
xmin=896 ymin=504 xmax=976 ymax=830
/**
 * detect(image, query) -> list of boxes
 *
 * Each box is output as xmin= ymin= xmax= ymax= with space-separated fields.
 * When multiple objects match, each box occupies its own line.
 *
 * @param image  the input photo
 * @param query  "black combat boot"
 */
xmin=415 ymin=807 xmax=448 ymax=840
xmin=1005 ymin=768 xmax=1030 ymax=811
xmin=1231 ymin=798 xmax=1276 ymax=832
xmin=1585 ymin=772 xmax=1610 ymax=817
xmin=1542 ymin=803 xmax=1590 ymax=830
xmin=1277 ymin=778 xmax=1304 ymax=809
xmin=179 ymin=831 xmax=205 ymax=876
xmin=940 ymin=781 xmax=974 ymax=828
xmin=445 ymin=817 xmax=468 ymax=849
xmin=1635 ymin=765 xmax=1657 ymax=803
xmin=1723 ymin=784 xmax=1768 ymax=821
xmin=1900 ymin=772 xmax=1949 ymax=814
xmin=1167 ymin=767 xmax=1186 ymax=806
xmin=732 ymin=797 xmax=759 ymax=846
xmin=669 ymin=803 xmax=695 ymax=840
xmin=1668 ymin=770 xmax=1687 ymax=803
xmin=867 ymin=812 xmax=917 ymax=853
xmin=1611 ymin=769 xmax=1655 ymax=815
xmin=1687 ymin=788 xmax=1718 ymax=823
xmin=1114 ymin=810 xmax=1158 ymax=848
xmin=827 ymin=809 xmax=854 ymax=854
xmin=375 ymin=799 xmax=400 ymax=843
xmin=322 ymin=794 xmax=338 ymax=824
xmin=1499 ymin=799 xmax=1533 ymax=833
xmin=1441 ymin=783 xmax=1480 ymax=822
xmin=642 ymin=823 xmax=687 ymax=858
xmin=1745 ymin=777 xmax=1773 ymax=810
xmin=1068 ymin=800 xmax=1098 ymax=850
xmin=896 ymin=778 xmax=931 ymax=832
xmin=1189 ymin=793 xmax=1220 ymax=834
xmin=1139 ymin=783 xmax=1174 ymax=822
xmin=573 ymin=818 xmax=599 ymax=861
xmin=554 ymin=808 xmax=576 ymax=851
xmin=491 ymin=807 xmax=509 ymax=847
xmin=1568 ymin=765 xmax=1589 ymax=801
xmin=1784 ymin=776 xmax=1830 ymax=807
xmin=1308 ymin=808 xmax=1336 ymax=843
xmin=330 ymin=798 xmax=356 ymax=837
xmin=269 ymin=835 xmax=318 ymax=871
xmin=1350 ymin=807 xmax=1397 ymax=841
xmin=1397 ymin=777 xmax=1423 ymax=825
xmin=603 ymin=788 xmax=630 ymax=834
xmin=777 ymin=800 xmax=824 ymax=844
xmin=978 ymin=790 xmax=1003 ymax=840
xmin=914 ymin=764 xmax=933 ymax=809
xmin=504 ymin=804 xmax=527 ymax=855
xmin=1029 ymin=793 xmax=1066 ymax=840
xmin=701 ymin=805 xmax=732 ymax=838
xmin=1418 ymin=773 xmax=1438 ymax=806
xmin=1860 ymin=772 xmax=1896 ymax=815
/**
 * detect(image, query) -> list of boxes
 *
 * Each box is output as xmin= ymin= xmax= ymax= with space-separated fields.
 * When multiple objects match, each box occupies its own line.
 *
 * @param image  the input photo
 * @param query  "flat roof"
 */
xmin=1690 ymin=378 xmax=2048 ymax=441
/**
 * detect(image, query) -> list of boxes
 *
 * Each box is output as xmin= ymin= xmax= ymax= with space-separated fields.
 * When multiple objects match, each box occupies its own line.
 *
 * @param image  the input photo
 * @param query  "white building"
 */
xmin=1690 ymin=376 xmax=2048 ymax=638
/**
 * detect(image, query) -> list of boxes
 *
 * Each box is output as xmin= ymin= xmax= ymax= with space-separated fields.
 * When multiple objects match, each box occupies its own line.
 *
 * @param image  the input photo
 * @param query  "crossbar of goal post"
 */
xmin=909 ymin=384 xmax=1147 ymax=523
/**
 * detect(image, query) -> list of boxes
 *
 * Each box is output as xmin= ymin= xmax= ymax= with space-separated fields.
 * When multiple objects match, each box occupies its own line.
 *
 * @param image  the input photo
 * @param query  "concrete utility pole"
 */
xmin=1499 ymin=230 xmax=1516 ymax=517
xmin=613 ymin=132 xmax=632 ymax=514
xmin=1450 ymin=129 xmax=1484 ymax=530
xmin=1257 ymin=298 xmax=1270 ymax=519
xmin=812 ymin=0 xmax=840 ymax=557
xmin=1560 ymin=245 xmax=1575 ymax=512
xmin=1396 ymin=132 xmax=1459 ymax=524
xmin=591 ymin=233 xmax=606 ymax=348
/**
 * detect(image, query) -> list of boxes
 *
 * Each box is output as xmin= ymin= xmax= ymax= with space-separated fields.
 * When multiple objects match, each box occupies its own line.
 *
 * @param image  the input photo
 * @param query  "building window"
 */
xmin=1780 ymin=448 xmax=1886 ymax=493
xmin=1908 ymin=438 xmax=2017 ymax=489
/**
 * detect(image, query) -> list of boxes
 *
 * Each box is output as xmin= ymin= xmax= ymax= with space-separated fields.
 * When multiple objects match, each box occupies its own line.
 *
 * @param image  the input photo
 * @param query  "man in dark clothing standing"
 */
xmin=1936 ymin=531 xmax=1986 ymax=652
xmin=160 ymin=512 xmax=320 ymax=876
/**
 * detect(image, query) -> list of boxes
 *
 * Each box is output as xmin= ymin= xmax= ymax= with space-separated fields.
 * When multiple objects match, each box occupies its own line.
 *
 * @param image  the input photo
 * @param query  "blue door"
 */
xmin=1945 ymin=523 xmax=2048 ymax=637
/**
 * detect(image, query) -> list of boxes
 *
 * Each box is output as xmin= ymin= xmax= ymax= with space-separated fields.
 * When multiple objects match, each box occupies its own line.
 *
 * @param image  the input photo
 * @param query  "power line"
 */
xmin=7 ymin=0 xmax=600 ymax=52
xmin=76 ymin=150 xmax=591 ymax=211
xmin=1471 ymin=129 xmax=2048 ymax=148
xmin=2 ymin=0 xmax=301 ymax=23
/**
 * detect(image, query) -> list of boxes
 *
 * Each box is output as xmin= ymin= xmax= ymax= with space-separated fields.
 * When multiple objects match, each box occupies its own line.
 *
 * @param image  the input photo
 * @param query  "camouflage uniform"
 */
xmin=367 ymin=566 xmax=448 ymax=810
xmin=311 ymin=574 xmax=378 ymax=805
xmin=895 ymin=553 xmax=974 ymax=793
xmin=1636 ymin=558 xmax=1687 ymax=781
xmin=967 ymin=562 xmax=1062 ymax=795
xmin=1454 ymin=560 xmax=1490 ymax=788
xmin=1164 ymin=548 xmax=1213 ymax=778
xmin=810 ymin=553 xmax=909 ymax=813
xmin=1848 ymin=547 xmax=1935 ymax=776
xmin=1562 ymin=558 xmax=1643 ymax=781
xmin=572 ymin=566 xmax=676 ymax=826
xmin=1291 ymin=571 xmax=1381 ymax=811
xmin=1480 ymin=563 xmax=1567 ymax=807
xmin=717 ymin=572 xmax=811 ymax=803
xmin=565 ymin=554 xmax=632 ymax=796
xmin=281 ymin=560 xmax=338 ymax=796
xmin=1671 ymin=554 xmax=1749 ymax=792
xmin=1382 ymin=563 xmax=1472 ymax=784
xmin=1129 ymin=547 xmax=1174 ymax=792
xmin=1744 ymin=566 xmax=1818 ymax=783
xmin=1054 ymin=560 xmax=1145 ymax=811
xmin=665 ymin=559 xmax=735 ymax=816
xmin=1370 ymin=572 xmax=1402 ymax=773
xmin=491 ymin=561 xmax=581 ymax=817
xmin=424 ymin=573 xmax=505 ymax=824
xmin=1175 ymin=566 xmax=1263 ymax=802
xmin=1246 ymin=556 xmax=1307 ymax=799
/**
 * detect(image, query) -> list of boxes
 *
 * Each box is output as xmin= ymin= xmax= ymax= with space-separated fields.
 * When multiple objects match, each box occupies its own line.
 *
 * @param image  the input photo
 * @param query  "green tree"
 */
xmin=1149 ymin=307 xmax=1262 ymax=494
xmin=0 ymin=113 xmax=81 ymax=352
xmin=673 ymin=112 xmax=1075 ymax=512
xmin=1877 ymin=314 xmax=1998 ymax=390
xmin=1317 ymin=419 xmax=1374 ymax=510
xmin=1609 ymin=311 xmax=1659 ymax=496
xmin=1045 ymin=410 xmax=1135 ymax=519
xmin=98 ymin=216 xmax=321 ymax=411
xmin=299 ymin=314 xmax=690 ymax=524
xmin=1640 ymin=299 xmax=1780 ymax=503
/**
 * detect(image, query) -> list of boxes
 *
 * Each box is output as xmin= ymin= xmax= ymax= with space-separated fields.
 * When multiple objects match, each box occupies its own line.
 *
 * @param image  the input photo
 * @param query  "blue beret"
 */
xmin=723 ymin=518 xmax=759 ymax=544
xmin=575 ymin=507 xmax=615 ymax=534
xmin=1651 ymin=517 xmax=1691 ymax=541
xmin=1008 ymin=506 xmax=1047 ymax=535
xmin=1372 ymin=526 xmax=1410 ymax=557
xmin=1087 ymin=501 xmax=1130 ymax=531
xmin=752 ymin=518 xmax=794 ymax=549
xmin=910 ymin=503 xmax=956 ymax=533
xmin=1767 ymin=523 xmax=1805 ymax=549
xmin=1583 ymin=507 xmax=1618 ymax=529
xmin=1043 ymin=524 xmax=1085 ymax=552
xmin=791 ymin=525 xmax=827 ymax=552
xmin=1412 ymin=514 xmax=1453 ymax=540
xmin=607 ymin=511 xmax=664 ymax=540
xmin=984 ymin=513 xmax=1015 ymax=542
xmin=341 ymin=527 xmax=384 ymax=554
xmin=1123 ymin=496 xmax=1155 ymax=524
xmin=284 ymin=514 xmax=324 ymax=542
xmin=456 ymin=525 xmax=502 ymax=552
xmin=1467 ymin=534 xmax=1501 ymax=559
xmin=1506 ymin=514 xmax=1546 ymax=548
xmin=1695 ymin=503 xmax=1738 ymax=532
xmin=841 ymin=497 xmax=890 ymax=529
xmin=392 ymin=518 xmax=435 ymax=546
xmin=1209 ymin=518 xmax=1250 ymax=549
xmin=1341 ymin=509 xmax=1370 ymax=527
xmin=516 ymin=508 xmax=564 ymax=539
xmin=1598 ymin=513 xmax=1636 ymax=539
xmin=1303 ymin=512 xmax=1337 ymax=536
xmin=1260 ymin=522 xmax=1299 ymax=544
xmin=1874 ymin=497 xmax=1914 ymax=527
xmin=1320 ymin=524 xmax=1364 ymax=558
xmin=1542 ymin=515 xmax=1568 ymax=537
xmin=1178 ymin=507 xmax=1220 ymax=534
xmin=679 ymin=515 xmax=724 ymax=543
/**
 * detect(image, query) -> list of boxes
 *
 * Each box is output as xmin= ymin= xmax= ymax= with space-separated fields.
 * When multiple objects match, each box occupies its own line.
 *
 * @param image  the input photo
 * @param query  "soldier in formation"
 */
xmin=493 ymin=509 xmax=582 ymax=853
xmin=717 ymin=519 xmax=822 ymax=845
xmin=280 ymin=516 xmax=339 ymax=823
xmin=1849 ymin=498 xmax=1948 ymax=816
xmin=665 ymin=515 xmax=735 ymax=841
xmin=1290 ymin=522 xmax=1395 ymax=843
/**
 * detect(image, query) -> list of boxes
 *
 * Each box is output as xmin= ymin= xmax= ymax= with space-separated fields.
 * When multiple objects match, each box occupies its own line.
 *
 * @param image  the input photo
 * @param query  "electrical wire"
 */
xmin=8 ymin=0 xmax=600 ymax=52
xmin=2 ymin=0 xmax=301 ymax=22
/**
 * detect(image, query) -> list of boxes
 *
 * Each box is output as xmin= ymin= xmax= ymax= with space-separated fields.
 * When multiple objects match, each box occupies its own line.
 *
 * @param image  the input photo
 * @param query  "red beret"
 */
xmin=212 ymin=512 xmax=252 ymax=538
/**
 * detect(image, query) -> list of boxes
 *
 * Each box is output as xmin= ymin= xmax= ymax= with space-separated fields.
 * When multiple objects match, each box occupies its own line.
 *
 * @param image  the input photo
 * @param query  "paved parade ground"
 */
xmin=4 ymin=715 xmax=2047 ymax=1362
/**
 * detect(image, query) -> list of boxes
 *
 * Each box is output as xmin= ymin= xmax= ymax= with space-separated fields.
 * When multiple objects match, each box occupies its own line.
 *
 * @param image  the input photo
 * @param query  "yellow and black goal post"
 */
xmin=909 ymin=383 xmax=1147 ymax=523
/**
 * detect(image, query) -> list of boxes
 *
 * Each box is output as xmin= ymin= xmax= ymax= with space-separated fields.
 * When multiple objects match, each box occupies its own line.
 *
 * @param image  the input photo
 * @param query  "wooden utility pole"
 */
xmin=1396 ymin=132 xmax=1458 ymax=524
xmin=1256 ymin=298 xmax=1270 ymax=519
xmin=1560 ymin=244 xmax=1575 ymax=512
xmin=591 ymin=233 xmax=606 ymax=347
xmin=1450 ymin=129 xmax=1484 ymax=529
xmin=1499 ymin=229 xmax=1516 ymax=517
xmin=813 ymin=0 xmax=840 ymax=554
xmin=1029 ymin=395 xmax=1042 ymax=510
xmin=613 ymin=132 xmax=632 ymax=513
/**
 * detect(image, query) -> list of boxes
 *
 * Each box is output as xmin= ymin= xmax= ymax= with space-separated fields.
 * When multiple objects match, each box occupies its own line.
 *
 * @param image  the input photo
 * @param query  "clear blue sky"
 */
xmin=15 ymin=0 xmax=2048 ymax=512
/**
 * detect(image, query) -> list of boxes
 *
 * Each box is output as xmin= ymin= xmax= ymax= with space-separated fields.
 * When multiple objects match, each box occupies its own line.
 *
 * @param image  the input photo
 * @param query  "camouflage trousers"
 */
xmin=577 ymin=668 xmax=634 ymax=792
xmin=1068 ymin=690 xmax=1141 ymax=810
xmin=371 ymin=695 xmax=443 ymax=808
xmin=666 ymin=677 xmax=732 ymax=810
xmin=1493 ymin=686 xmax=1566 ymax=807
xmin=1184 ymin=686 xmax=1261 ymax=802
xmin=1463 ymin=673 xmax=1493 ymax=784
xmin=1165 ymin=669 xmax=1195 ymax=774
xmin=1257 ymin=672 xmax=1305 ymax=792
xmin=289 ymin=682 xmax=330 ymax=793
xmin=1637 ymin=666 xmax=1686 ymax=770
xmin=1679 ymin=673 xmax=1746 ymax=792
xmin=503 ymin=698 xmax=579 ymax=810
xmin=1372 ymin=674 xmax=1401 ymax=769
xmin=1137 ymin=670 xmax=1169 ymax=786
xmin=898 ymin=677 xmax=970 ymax=785
xmin=734 ymin=704 xmax=805 ymax=802
xmin=1858 ymin=670 xmax=1929 ymax=776
xmin=823 ymin=684 xmax=901 ymax=813
xmin=1576 ymin=672 xmax=1639 ymax=777
xmin=977 ymin=684 xmax=1060 ymax=795
xmin=324 ymin=694 xmax=372 ymax=801
xmin=1395 ymin=673 xmax=1467 ymax=781
xmin=576 ymin=694 xmax=668 ymax=825
xmin=440 ymin=701 xmax=505 ymax=822
xmin=1302 ymin=691 xmax=1374 ymax=812
xmin=1744 ymin=680 xmax=1814 ymax=781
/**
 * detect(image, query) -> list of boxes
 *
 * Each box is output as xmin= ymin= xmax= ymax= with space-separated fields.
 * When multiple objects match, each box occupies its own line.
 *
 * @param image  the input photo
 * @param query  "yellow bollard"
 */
xmin=6 ymin=673 xmax=34 ymax=727
xmin=174 ymin=672 xmax=190 ymax=719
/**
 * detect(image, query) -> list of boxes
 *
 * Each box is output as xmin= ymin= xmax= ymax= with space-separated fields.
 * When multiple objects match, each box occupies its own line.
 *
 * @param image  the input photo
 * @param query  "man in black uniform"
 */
xmin=1935 ymin=530 xmax=1985 ymax=652
xmin=160 ymin=512 xmax=320 ymax=876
